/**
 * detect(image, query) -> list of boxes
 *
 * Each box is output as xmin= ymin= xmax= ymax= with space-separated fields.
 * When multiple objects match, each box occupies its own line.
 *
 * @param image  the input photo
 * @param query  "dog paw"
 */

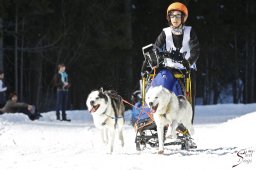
xmin=106 ymin=149 xmax=113 ymax=154
xmin=158 ymin=150 xmax=164 ymax=154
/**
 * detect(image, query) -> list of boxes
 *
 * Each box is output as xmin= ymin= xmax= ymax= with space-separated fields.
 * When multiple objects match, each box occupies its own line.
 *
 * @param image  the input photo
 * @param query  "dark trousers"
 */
xmin=0 ymin=92 xmax=6 ymax=108
xmin=18 ymin=108 xmax=33 ymax=116
xmin=56 ymin=90 xmax=69 ymax=119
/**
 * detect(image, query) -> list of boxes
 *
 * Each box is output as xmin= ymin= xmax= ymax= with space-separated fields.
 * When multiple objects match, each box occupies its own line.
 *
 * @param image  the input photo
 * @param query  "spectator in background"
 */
xmin=0 ymin=70 xmax=7 ymax=108
xmin=54 ymin=64 xmax=71 ymax=121
xmin=0 ymin=92 xmax=42 ymax=120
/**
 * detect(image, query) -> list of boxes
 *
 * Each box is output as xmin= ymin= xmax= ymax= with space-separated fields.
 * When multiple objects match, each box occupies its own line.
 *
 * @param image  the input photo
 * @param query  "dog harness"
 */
xmin=100 ymin=92 xmax=125 ymax=128
xmin=100 ymin=111 xmax=124 ymax=128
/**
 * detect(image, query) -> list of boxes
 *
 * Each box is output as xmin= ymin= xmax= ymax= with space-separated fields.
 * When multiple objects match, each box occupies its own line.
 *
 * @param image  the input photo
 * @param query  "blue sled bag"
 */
xmin=151 ymin=69 xmax=183 ymax=96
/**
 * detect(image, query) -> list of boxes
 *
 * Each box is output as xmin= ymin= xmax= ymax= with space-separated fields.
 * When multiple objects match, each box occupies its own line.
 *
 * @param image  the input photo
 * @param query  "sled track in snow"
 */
xmin=163 ymin=147 xmax=239 ymax=156
xmin=133 ymin=146 xmax=240 ymax=156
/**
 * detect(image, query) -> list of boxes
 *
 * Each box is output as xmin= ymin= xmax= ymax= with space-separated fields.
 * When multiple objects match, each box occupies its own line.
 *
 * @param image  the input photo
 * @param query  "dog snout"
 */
xmin=149 ymin=102 xmax=153 ymax=106
xmin=90 ymin=100 xmax=95 ymax=106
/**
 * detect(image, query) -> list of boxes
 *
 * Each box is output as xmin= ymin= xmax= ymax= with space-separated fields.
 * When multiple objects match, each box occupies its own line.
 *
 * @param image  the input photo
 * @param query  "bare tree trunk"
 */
xmin=244 ymin=34 xmax=249 ymax=103
xmin=27 ymin=56 xmax=43 ymax=108
xmin=250 ymin=32 xmax=255 ymax=102
xmin=249 ymin=0 xmax=255 ymax=102
xmin=209 ymin=36 xmax=216 ymax=104
xmin=244 ymin=0 xmax=249 ymax=103
xmin=232 ymin=31 xmax=239 ymax=103
xmin=35 ymin=57 xmax=43 ymax=108
xmin=0 ymin=18 xmax=3 ymax=70
xmin=213 ymin=81 xmax=220 ymax=104
xmin=203 ymin=55 xmax=209 ymax=105
xmin=15 ymin=4 xmax=19 ymax=94
xmin=20 ymin=17 xmax=25 ymax=101
xmin=124 ymin=0 xmax=133 ymax=98
xmin=244 ymin=0 xmax=255 ymax=103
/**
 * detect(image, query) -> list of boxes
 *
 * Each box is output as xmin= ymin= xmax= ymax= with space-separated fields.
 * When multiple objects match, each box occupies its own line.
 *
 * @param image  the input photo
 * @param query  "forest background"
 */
xmin=0 ymin=0 xmax=255 ymax=111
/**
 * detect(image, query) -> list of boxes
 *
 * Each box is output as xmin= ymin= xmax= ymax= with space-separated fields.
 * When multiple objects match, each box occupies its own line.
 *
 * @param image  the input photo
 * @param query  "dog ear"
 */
xmin=99 ymin=90 xmax=108 ymax=102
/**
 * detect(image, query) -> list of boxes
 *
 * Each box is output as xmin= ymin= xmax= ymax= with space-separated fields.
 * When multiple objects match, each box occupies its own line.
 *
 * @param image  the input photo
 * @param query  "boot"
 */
xmin=29 ymin=113 xmax=42 ymax=121
xmin=62 ymin=113 xmax=71 ymax=122
xmin=56 ymin=112 xmax=60 ymax=120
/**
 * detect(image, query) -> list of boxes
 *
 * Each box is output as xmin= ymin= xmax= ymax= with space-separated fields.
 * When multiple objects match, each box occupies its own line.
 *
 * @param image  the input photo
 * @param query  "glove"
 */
xmin=141 ymin=71 xmax=147 ymax=78
xmin=157 ymin=52 xmax=171 ymax=66
xmin=182 ymin=59 xmax=191 ymax=72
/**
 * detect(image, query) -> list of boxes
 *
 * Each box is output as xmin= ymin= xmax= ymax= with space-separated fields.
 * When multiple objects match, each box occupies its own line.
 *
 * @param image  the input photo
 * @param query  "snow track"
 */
xmin=0 ymin=105 xmax=256 ymax=170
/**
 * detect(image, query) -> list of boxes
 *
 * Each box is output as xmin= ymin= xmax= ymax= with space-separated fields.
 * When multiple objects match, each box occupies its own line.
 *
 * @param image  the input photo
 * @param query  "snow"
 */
xmin=1 ymin=104 xmax=256 ymax=170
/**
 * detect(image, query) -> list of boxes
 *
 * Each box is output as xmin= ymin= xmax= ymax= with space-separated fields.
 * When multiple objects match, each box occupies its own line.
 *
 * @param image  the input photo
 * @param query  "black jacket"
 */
xmin=54 ymin=73 xmax=70 ymax=90
xmin=154 ymin=28 xmax=200 ymax=65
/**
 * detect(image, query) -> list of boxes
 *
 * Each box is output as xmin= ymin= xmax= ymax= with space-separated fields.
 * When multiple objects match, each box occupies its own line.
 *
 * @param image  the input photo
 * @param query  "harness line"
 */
xmin=122 ymin=99 xmax=155 ymax=131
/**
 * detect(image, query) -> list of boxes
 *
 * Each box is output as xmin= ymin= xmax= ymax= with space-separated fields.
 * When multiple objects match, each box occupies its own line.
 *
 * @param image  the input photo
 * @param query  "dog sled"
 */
xmin=131 ymin=44 xmax=197 ymax=151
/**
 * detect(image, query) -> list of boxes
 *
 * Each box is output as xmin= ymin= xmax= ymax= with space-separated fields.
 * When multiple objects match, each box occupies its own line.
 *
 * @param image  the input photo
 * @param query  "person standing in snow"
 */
xmin=142 ymin=2 xmax=200 ymax=123
xmin=0 ymin=92 xmax=42 ymax=120
xmin=54 ymin=64 xmax=71 ymax=121
xmin=0 ymin=70 xmax=7 ymax=108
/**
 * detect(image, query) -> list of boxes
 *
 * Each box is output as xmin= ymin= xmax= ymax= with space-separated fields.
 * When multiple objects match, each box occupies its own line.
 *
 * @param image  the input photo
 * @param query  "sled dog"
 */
xmin=145 ymin=86 xmax=194 ymax=154
xmin=86 ymin=88 xmax=125 ymax=154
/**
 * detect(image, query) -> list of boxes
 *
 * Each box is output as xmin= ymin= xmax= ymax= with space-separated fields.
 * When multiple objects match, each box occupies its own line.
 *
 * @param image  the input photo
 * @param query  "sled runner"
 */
xmin=131 ymin=44 xmax=196 ymax=151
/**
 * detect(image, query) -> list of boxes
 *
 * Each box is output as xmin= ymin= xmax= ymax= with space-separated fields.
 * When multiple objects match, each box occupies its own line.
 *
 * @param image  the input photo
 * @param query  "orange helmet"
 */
xmin=166 ymin=2 xmax=188 ymax=23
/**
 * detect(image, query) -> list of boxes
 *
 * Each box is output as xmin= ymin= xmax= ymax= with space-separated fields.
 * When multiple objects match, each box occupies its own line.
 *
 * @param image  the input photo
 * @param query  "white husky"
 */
xmin=145 ymin=86 xmax=194 ymax=154
xmin=86 ymin=88 xmax=125 ymax=154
